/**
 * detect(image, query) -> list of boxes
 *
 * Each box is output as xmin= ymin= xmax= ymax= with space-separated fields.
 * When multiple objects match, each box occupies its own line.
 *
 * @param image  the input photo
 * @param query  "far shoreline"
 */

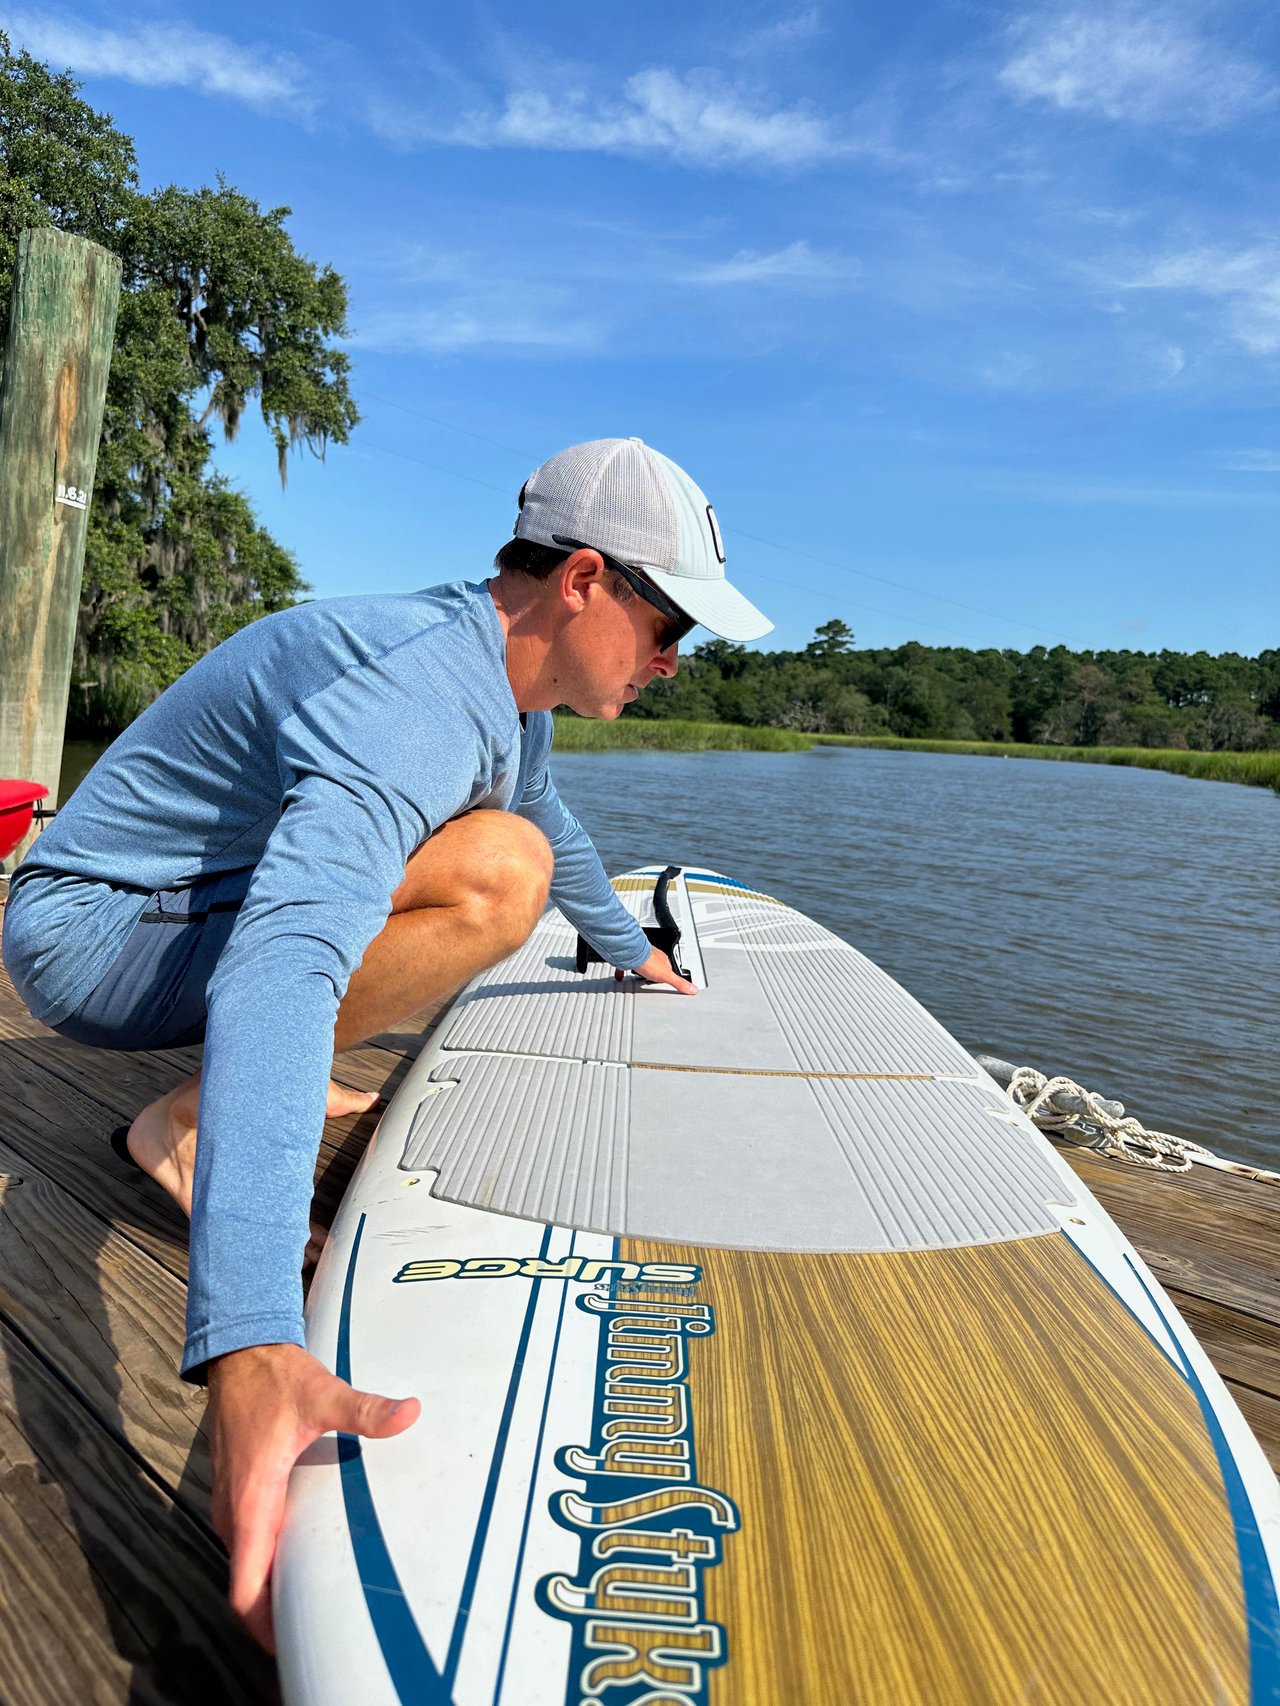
xmin=550 ymin=717 xmax=1280 ymax=795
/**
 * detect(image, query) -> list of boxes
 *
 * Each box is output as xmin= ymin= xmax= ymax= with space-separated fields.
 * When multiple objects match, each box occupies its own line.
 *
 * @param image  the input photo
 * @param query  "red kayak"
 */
xmin=0 ymin=780 xmax=49 ymax=860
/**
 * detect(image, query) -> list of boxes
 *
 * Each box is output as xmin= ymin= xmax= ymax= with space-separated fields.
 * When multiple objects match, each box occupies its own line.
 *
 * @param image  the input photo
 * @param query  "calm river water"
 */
xmin=60 ymin=740 xmax=1278 ymax=1167
xmin=549 ymin=746 xmax=1279 ymax=1170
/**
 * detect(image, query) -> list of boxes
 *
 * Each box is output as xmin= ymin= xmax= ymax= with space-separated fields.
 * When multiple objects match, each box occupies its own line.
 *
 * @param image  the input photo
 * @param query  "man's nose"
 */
xmin=654 ymin=644 xmax=679 ymax=678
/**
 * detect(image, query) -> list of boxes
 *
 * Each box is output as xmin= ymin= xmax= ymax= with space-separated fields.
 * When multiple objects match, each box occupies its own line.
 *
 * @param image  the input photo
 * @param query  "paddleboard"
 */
xmin=275 ymin=864 xmax=1280 ymax=1704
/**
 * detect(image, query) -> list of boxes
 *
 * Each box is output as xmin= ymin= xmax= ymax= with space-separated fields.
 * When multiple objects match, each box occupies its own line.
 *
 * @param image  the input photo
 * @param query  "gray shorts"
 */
xmin=53 ymin=866 xmax=254 ymax=1051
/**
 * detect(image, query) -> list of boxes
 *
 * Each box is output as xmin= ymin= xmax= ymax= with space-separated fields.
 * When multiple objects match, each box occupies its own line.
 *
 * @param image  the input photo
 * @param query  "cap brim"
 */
xmin=641 ymin=566 xmax=774 ymax=644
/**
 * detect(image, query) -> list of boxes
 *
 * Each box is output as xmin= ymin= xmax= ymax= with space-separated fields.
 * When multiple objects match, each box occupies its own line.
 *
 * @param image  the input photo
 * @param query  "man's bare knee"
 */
xmin=456 ymin=815 xmax=553 ymax=953
xmin=395 ymin=810 xmax=550 ymax=915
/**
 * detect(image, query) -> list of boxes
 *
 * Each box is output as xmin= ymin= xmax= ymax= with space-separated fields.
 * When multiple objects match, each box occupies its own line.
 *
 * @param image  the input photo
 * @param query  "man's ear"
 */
xmin=559 ymin=549 xmax=606 ymax=615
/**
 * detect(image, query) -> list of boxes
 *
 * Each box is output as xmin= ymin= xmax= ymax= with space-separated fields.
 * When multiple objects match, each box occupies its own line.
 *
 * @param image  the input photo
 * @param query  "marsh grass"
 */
xmin=551 ymin=716 xmax=810 ymax=752
xmin=813 ymin=735 xmax=1280 ymax=792
xmin=550 ymin=716 xmax=1280 ymax=791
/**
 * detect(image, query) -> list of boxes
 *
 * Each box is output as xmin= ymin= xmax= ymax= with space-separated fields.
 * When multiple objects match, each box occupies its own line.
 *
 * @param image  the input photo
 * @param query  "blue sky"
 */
xmin=6 ymin=0 xmax=1278 ymax=655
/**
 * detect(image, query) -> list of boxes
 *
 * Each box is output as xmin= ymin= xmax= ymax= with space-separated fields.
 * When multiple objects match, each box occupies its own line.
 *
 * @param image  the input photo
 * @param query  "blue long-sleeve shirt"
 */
xmin=3 ymin=580 xmax=649 ymax=1374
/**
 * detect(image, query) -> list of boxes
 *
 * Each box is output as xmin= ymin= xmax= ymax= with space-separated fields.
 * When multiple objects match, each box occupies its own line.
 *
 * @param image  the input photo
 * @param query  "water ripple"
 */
xmin=553 ymin=745 xmax=1280 ymax=1169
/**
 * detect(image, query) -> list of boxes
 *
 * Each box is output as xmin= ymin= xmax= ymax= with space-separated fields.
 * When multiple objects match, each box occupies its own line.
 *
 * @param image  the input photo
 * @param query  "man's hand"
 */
xmin=633 ymin=945 xmax=698 ymax=995
xmin=208 ymin=1342 xmax=420 ymax=1652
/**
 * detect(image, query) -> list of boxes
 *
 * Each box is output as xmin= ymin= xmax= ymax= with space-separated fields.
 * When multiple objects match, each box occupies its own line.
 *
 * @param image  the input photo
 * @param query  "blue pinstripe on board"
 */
xmin=491 ymin=1232 xmax=581 ymax=1705
xmin=1118 ymin=1251 xmax=1280 ymax=1704
xmin=1063 ymin=1228 xmax=1280 ymax=1701
xmin=441 ymin=1224 xmax=555 ymax=1692
xmin=335 ymin=1212 xmax=451 ymax=1703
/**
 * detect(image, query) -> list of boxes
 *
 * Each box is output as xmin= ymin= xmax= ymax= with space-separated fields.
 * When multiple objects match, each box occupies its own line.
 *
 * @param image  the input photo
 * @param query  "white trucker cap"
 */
xmin=514 ymin=437 xmax=773 ymax=643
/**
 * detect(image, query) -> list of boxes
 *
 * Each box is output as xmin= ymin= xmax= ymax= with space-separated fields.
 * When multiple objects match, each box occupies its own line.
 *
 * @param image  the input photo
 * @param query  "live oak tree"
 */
xmin=0 ymin=34 xmax=357 ymax=730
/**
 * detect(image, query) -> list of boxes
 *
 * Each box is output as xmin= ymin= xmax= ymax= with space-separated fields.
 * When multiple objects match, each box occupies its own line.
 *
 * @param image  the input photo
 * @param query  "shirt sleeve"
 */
xmin=515 ymin=715 xmax=650 ymax=971
xmin=181 ymin=666 xmax=495 ymax=1379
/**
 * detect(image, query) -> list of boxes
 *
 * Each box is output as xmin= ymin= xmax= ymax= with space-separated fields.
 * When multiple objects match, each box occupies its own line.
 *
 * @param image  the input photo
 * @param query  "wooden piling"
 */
xmin=0 ymin=228 xmax=122 ymax=870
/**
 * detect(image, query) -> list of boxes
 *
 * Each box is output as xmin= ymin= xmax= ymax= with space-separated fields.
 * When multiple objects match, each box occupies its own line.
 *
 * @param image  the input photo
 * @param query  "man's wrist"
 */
xmin=208 ymin=1340 xmax=298 ymax=1389
xmin=183 ymin=1313 xmax=306 ymax=1384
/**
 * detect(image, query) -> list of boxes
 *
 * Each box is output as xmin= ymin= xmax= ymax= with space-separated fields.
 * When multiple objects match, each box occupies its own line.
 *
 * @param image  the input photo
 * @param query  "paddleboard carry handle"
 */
xmin=576 ymin=864 xmax=690 ymax=982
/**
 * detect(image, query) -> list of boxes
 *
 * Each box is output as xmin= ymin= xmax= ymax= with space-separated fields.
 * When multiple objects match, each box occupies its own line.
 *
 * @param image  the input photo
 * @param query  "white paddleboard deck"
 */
xmin=276 ymin=866 xmax=1280 ymax=1705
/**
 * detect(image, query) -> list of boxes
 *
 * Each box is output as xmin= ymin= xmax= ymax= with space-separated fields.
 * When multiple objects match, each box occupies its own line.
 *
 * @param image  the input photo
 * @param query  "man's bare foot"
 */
xmin=306 ymin=1082 xmax=381 ymax=1270
xmin=122 ymin=1077 xmax=381 ymax=1220
xmin=123 ymin=1070 xmax=203 ymax=1214
xmin=323 ymin=1082 xmax=381 ymax=1121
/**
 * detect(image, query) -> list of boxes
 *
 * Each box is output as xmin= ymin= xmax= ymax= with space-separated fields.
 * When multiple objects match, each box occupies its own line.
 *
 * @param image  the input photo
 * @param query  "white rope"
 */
xmin=1004 ymin=1066 xmax=1280 ymax=1185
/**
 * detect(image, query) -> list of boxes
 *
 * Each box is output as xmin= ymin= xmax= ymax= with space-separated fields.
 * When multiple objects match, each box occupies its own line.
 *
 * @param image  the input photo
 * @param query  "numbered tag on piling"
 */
xmin=55 ymin=481 xmax=88 ymax=510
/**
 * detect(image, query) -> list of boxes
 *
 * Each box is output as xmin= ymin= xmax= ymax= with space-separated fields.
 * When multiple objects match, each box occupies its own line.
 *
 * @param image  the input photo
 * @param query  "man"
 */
xmin=1 ymin=436 xmax=772 ymax=1649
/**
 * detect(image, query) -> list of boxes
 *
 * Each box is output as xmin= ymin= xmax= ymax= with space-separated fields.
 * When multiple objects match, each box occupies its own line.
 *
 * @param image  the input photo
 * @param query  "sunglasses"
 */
xmin=553 ymin=536 xmax=697 ymax=652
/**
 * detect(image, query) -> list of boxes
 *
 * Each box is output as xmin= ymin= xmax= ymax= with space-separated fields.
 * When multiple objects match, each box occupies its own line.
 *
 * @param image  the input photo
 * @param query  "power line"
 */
xmin=351 ymin=436 xmax=1022 ymax=648
xmin=732 ymin=527 xmax=1085 ymax=647
xmin=353 ymin=394 xmax=1081 ymax=647
xmin=360 ymin=393 xmax=533 ymax=463
xmin=353 ymin=440 xmax=513 ymax=498
xmin=733 ymin=566 xmax=1002 ymax=648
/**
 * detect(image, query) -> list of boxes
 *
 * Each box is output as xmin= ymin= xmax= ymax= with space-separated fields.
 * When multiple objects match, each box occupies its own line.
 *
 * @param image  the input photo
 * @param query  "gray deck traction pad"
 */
xmin=402 ymin=871 xmax=1076 ymax=1252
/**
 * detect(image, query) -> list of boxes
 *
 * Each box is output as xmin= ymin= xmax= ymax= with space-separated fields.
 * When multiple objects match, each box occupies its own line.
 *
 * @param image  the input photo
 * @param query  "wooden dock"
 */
xmin=0 ymin=908 xmax=1276 ymax=1704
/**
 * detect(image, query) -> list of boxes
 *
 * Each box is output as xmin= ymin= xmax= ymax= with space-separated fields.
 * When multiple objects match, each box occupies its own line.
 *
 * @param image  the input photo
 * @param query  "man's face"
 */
xmin=560 ymin=564 xmax=681 ymax=720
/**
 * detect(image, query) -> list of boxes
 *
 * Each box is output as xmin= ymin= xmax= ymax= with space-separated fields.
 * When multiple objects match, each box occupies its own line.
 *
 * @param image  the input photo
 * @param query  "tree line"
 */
xmin=633 ymin=621 xmax=1280 ymax=752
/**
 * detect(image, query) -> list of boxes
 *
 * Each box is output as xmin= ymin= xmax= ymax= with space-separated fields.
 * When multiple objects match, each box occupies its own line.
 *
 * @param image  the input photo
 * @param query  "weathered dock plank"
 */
xmin=0 ymin=1037 xmax=191 ymax=1277
xmin=1168 ymin=1289 xmax=1280 ymax=1463
xmin=1219 ymin=1385 xmax=1280 ymax=1471
xmin=0 ymin=1131 xmax=210 ymax=1518
xmin=0 ymin=1320 xmax=274 ymax=1705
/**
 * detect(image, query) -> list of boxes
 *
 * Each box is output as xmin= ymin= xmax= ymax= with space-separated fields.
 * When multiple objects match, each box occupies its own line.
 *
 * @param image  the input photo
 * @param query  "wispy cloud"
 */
xmin=5 ymin=12 xmax=307 ymax=111
xmin=727 ymin=6 xmax=826 ymax=61
xmin=1078 ymin=206 xmax=1139 ymax=227
xmin=378 ymin=68 xmax=852 ymax=169
xmin=976 ymin=351 xmax=1041 ymax=389
xmin=1158 ymin=342 xmax=1185 ymax=375
xmin=998 ymin=7 xmax=1277 ymax=131
xmin=1218 ymin=449 xmax=1280 ymax=472
xmin=350 ymin=301 xmax=601 ymax=357
xmin=1119 ymin=245 xmax=1280 ymax=353
xmin=686 ymin=240 xmax=858 ymax=287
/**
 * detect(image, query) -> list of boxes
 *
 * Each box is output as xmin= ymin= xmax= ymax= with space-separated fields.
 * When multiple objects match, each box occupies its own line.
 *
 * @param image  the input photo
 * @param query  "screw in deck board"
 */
xmin=0 ymin=228 xmax=122 ymax=870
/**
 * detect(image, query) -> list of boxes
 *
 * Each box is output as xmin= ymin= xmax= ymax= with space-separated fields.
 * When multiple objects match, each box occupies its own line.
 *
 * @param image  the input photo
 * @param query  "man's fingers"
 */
xmin=241 ymin=1584 xmax=276 ymax=1656
xmin=315 ymin=1384 xmax=421 ymax=1440
xmin=208 ymin=1345 xmax=418 ymax=1655
xmin=226 ymin=1475 xmax=287 ymax=1655
xmin=358 ymin=1392 xmax=422 ymax=1439
xmin=303 ymin=1220 xmax=329 ymax=1273
xmin=632 ymin=948 xmax=698 ymax=995
xmin=650 ymin=965 xmax=698 ymax=996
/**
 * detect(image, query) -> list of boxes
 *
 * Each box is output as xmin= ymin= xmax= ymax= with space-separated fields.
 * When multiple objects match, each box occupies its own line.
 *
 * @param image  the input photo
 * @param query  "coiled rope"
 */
xmin=978 ymin=1056 xmax=1280 ymax=1187
xmin=1008 ymin=1067 xmax=1211 ymax=1173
